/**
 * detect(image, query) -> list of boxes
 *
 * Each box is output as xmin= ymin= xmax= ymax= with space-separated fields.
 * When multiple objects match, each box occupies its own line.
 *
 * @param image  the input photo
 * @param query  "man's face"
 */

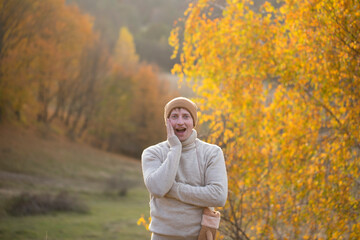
xmin=168 ymin=108 xmax=194 ymax=141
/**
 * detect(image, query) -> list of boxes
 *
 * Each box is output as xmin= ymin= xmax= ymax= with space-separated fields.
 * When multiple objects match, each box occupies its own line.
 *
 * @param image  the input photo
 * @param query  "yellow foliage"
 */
xmin=170 ymin=0 xmax=360 ymax=239
xmin=137 ymin=215 xmax=151 ymax=231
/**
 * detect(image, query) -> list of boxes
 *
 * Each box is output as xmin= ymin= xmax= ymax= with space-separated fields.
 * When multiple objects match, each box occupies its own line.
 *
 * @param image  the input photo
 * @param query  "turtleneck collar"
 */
xmin=181 ymin=129 xmax=197 ymax=151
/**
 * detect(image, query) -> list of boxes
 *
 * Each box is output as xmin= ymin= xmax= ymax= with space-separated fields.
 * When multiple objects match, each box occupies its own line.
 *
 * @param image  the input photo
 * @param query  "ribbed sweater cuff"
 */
xmin=167 ymin=135 xmax=181 ymax=147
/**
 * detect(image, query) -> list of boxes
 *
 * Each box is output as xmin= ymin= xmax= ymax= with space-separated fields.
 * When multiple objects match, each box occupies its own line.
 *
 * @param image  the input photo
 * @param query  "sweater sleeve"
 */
xmin=167 ymin=146 xmax=228 ymax=207
xmin=141 ymin=136 xmax=182 ymax=198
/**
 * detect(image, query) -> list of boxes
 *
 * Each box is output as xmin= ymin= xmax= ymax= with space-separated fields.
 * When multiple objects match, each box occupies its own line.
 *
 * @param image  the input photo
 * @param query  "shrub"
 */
xmin=105 ymin=174 xmax=138 ymax=197
xmin=6 ymin=191 xmax=89 ymax=216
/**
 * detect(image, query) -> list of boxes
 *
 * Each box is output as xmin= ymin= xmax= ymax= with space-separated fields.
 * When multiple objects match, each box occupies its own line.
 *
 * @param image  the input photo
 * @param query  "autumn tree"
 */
xmin=86 ymin=26 xmax=137 ymax=152
xmin=31 ymin=0 xmax=96 ymax=123
xmin=64 ymin=40 xmax=109 ymax=138
xmin=0 ymin=0 xmax=96 ymax=124
xmin=0 ymin=0 xmax=40 ymax=121
xmin=114 ymin=26 xmax=139 ymax=72
xmin=170 ymin=0 xmax=359 ymax=239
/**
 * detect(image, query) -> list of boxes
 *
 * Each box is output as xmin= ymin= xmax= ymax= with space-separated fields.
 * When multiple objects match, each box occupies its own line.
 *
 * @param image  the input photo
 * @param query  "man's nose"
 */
xmin=177 ymin=117 xmax=185 ymax=124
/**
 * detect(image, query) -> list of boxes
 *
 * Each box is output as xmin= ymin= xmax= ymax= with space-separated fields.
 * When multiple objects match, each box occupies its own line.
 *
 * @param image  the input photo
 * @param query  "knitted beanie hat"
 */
xmin=164 ymin=97 xmax=198 ymax=127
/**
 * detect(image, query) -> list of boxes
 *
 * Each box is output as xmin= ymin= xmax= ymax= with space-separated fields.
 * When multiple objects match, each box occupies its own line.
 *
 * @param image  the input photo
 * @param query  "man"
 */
xmin=141 ymin=97 xmax=228 ymax=240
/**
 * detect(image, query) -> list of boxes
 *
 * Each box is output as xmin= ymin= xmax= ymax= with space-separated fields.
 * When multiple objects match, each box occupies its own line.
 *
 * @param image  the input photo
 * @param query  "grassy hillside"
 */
xmin=0 ymin=124 xmax=151 ymax=240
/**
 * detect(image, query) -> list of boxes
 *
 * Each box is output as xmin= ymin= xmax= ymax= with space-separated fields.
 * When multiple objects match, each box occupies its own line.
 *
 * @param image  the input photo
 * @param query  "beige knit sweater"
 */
xmin=141 ymin=130 xmax=228 ymax=239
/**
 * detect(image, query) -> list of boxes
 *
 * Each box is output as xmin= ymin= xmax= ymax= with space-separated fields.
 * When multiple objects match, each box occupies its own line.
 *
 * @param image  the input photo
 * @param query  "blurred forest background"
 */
xmin=67 ymin=0 xmax=189 ymax=72
xmin=0 ymin=0 xmax=192 ymax=158
xmin=0 ymin=0 xmax=281 ymax=158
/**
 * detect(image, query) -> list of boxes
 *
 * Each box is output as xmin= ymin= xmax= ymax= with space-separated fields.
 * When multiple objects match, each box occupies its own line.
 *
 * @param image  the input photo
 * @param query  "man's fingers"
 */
xmin=166 ymin=119 xmax=174 ymax=137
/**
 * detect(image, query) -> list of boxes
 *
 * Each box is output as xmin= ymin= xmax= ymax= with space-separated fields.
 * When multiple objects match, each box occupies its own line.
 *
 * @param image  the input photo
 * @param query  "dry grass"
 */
xmin=0 ymin=123 xmax=142 ymax=195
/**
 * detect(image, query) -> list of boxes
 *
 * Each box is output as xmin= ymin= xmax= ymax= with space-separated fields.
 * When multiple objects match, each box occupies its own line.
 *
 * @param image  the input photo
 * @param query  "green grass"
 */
xmin=0 ymin=190 xmax=151 ymax=240
xmin=0 ymin=124 xmax=151 ymax=240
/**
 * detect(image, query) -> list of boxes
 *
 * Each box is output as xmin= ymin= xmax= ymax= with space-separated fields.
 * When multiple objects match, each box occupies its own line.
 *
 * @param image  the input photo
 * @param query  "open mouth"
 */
xmin=175 ymin=128 xmax=186 ymax=133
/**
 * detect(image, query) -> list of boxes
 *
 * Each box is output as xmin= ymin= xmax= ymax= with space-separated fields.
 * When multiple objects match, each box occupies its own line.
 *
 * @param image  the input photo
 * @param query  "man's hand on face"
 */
xmin=166 ymin=118 xmax=176 ymax=139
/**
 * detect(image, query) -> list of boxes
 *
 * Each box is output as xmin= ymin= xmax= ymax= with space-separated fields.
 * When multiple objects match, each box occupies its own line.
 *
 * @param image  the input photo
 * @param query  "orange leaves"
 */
xmin=169 ymin=27 xmax=180 ymax=60
xmin=0 ymin=0 xmax=97 ymax=122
